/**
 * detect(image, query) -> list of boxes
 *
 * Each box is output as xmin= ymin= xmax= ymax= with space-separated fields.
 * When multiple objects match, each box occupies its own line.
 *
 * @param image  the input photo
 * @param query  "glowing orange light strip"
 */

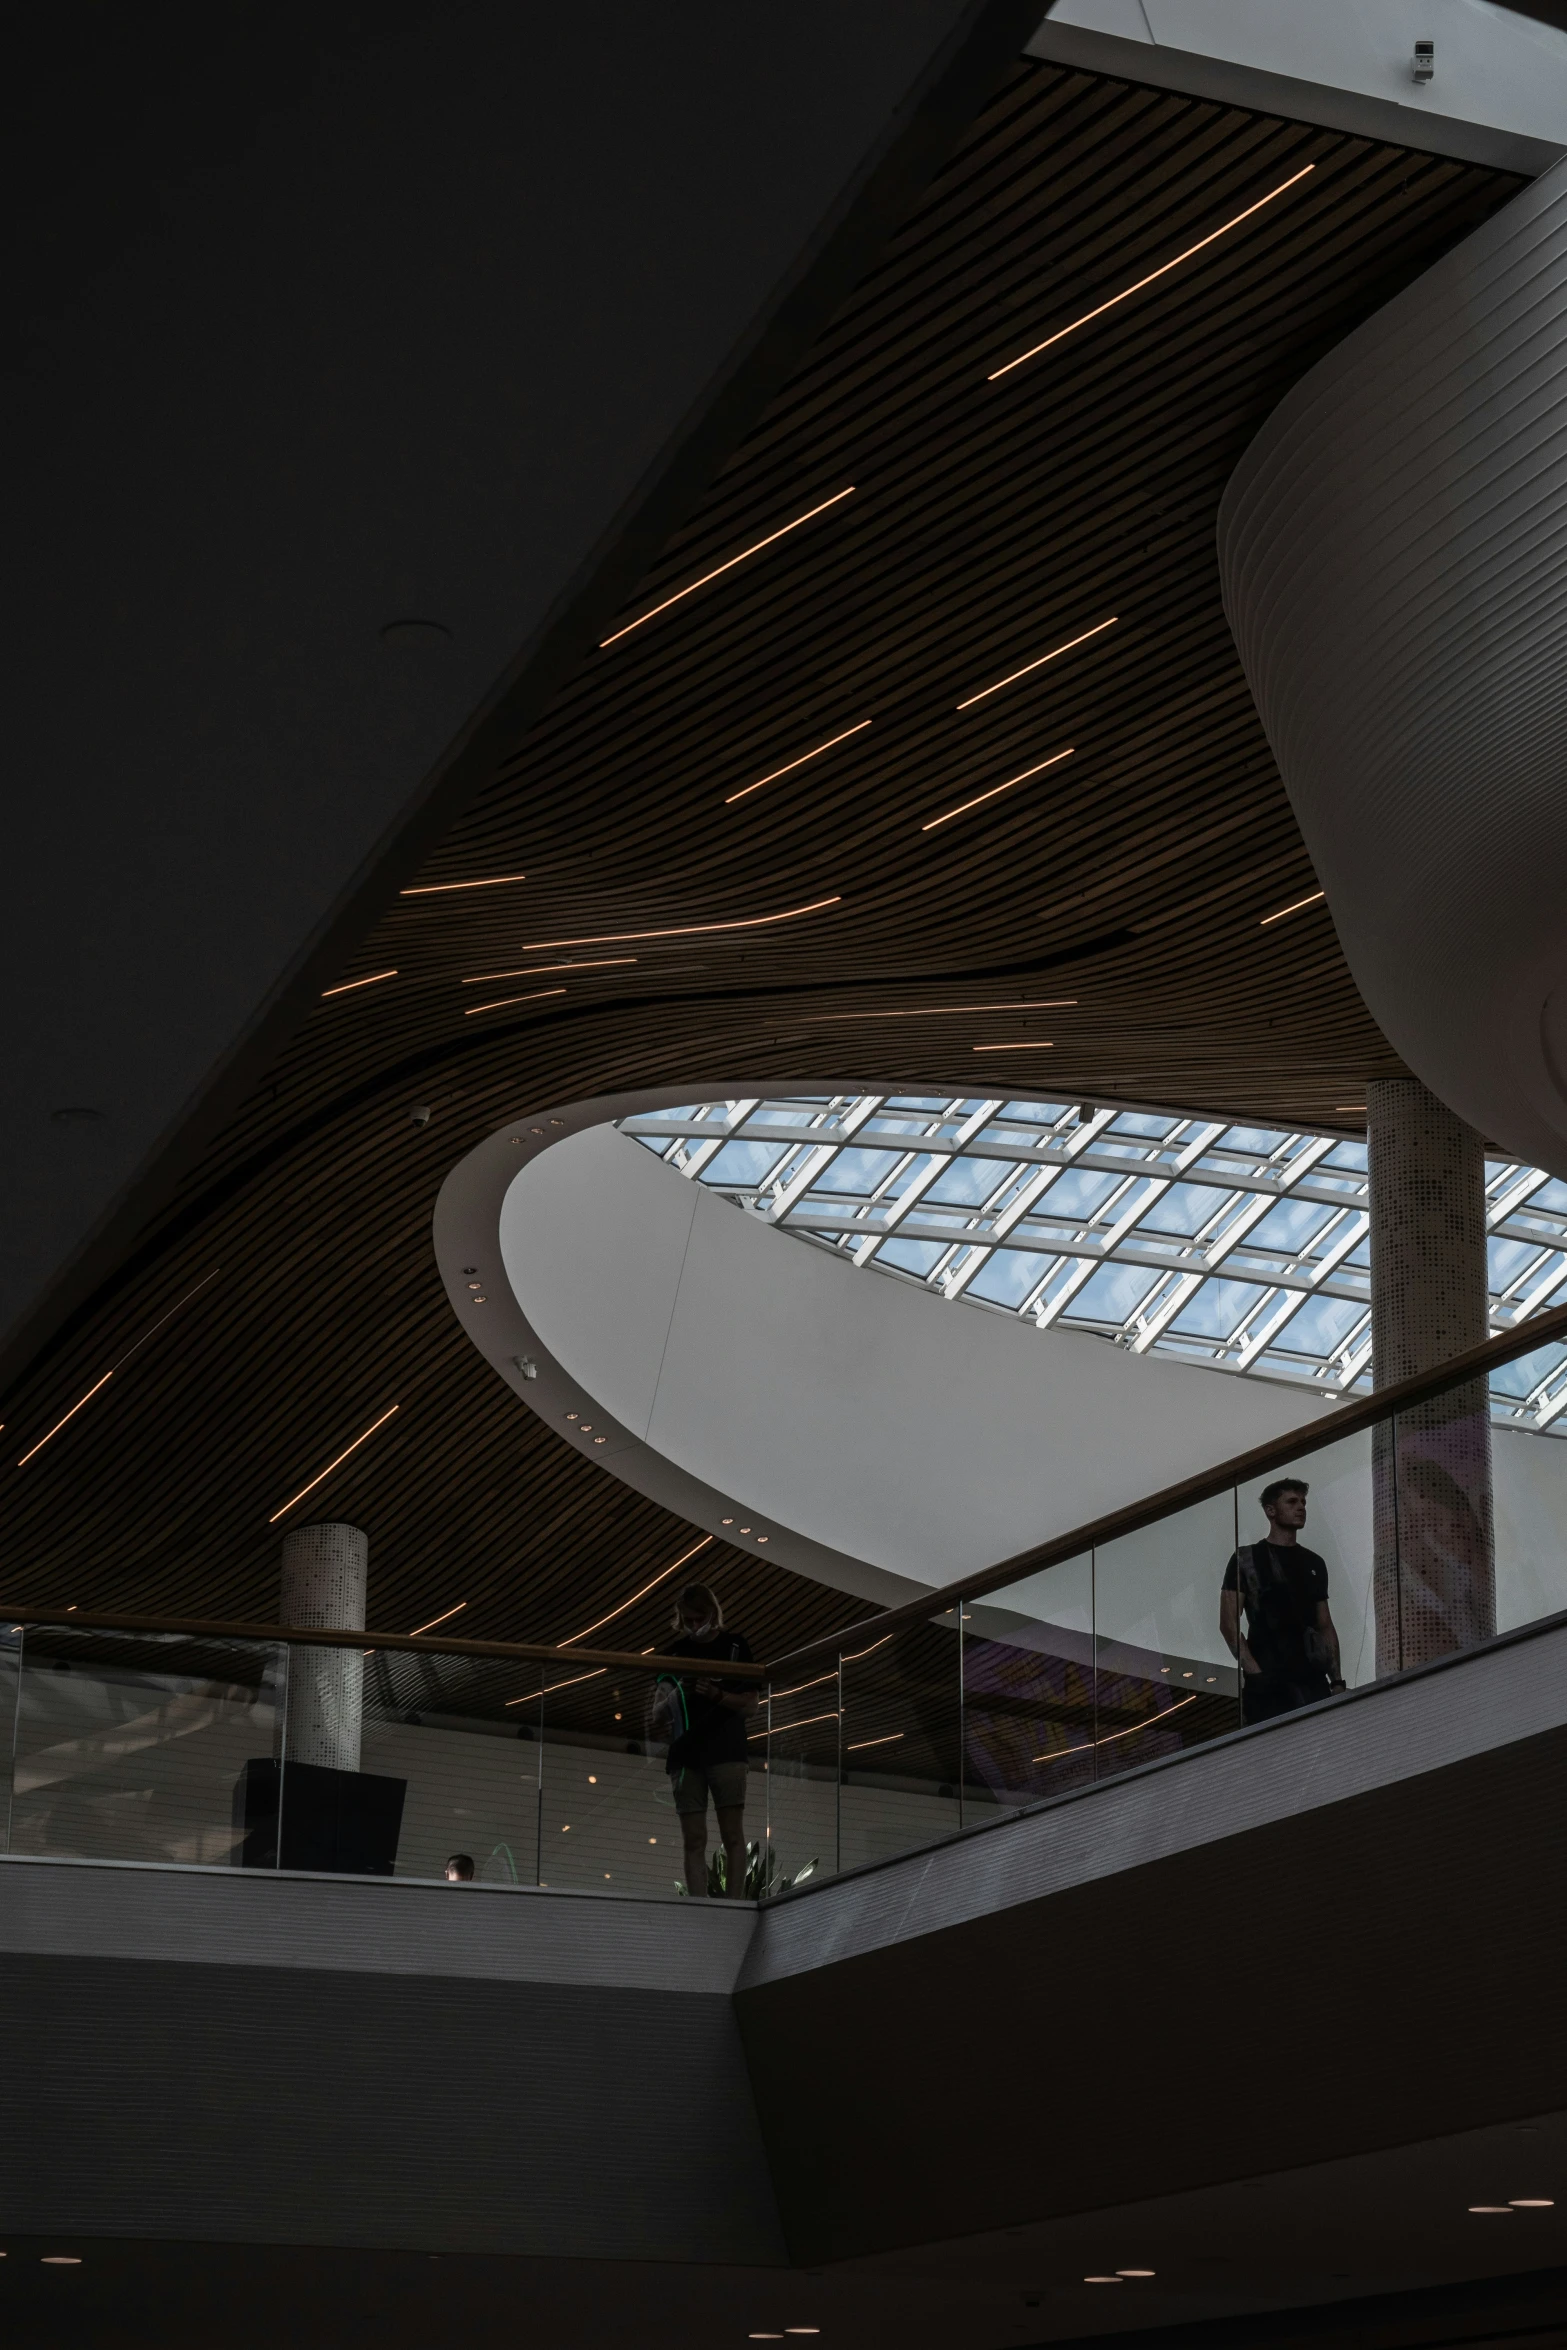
xmin=560 ymin=1536 xmax=713 ymax=1646
xmin=410 ymin=1602 xmax=466 ymax=1637
xmin=973 ymin=1040 xmax=1054 ymax=1053
xmin=806 ymin=999 xmax=1075 ymax=1022
xmin=956 ymin=619 xmax=1118 ymax=709
xmin=520 ymin=896 xmax=841 ymax=950
xmin=1033 ymin=1690 xmax=1198 ymax=1764
xmin=16 ymin=1270 xmax=221 ymax=1468
xmin=268 ymin=1404 xmax=400 ymax=1524
xmin=599 ymin=488 xmax=855 ymax=647
xmin=1260 ymin=889 xmax=1325 ymax=926
xmin=463 ymin=959 xmax=637 ymax=983
xmin=989 ymin=165 xmax=1316 ymax=380
xmin=768 ymin=1669 xmax=839 ymax=1702
xmin=725 ymin=720 xmax=872 ymax=805
xmin=463 ymin=988 xmax=566 ymax=1016
xmin=750 ymin=1708 xmax=839 ymax=1741
xmin=506 ymin=1666 xmax=608 ymax=1705
xmin=322 ymin=969 xmax=397 ymax=998
xmin=922 ymin=748 xmax=1073 ymax=832
xmin=846 ymin=1732 xmax=904 ymax=1751
xmin=400 ymin=873 xmax=527 ymax=897
xmin=841 ymin=1632 xmax=895 ymax=1664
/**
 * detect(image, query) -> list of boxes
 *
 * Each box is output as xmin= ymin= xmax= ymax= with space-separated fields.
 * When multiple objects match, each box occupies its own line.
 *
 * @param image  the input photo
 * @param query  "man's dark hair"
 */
xmin=445 ymin=1853 xmax=475 ymax=1880
xmin=1259 ymin=1478 xmax=1309 ymax=1512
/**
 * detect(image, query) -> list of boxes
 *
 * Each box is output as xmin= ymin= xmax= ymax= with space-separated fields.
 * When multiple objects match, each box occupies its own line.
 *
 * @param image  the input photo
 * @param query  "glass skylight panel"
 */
xmin=614 ymin=1093 xmax=1567 ymax=1428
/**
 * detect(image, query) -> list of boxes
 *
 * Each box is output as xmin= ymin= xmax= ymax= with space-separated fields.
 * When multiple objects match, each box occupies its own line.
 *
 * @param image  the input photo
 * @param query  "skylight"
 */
xmin=616 ymin=1094 xmax=1567 ymax=1435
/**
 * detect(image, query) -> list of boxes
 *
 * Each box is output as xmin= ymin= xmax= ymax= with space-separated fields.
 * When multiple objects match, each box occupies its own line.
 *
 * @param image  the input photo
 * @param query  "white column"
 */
xmin=280 ymin=1522 xmax=367 ymax=1772
xmin=1368 ymin=1078 xmax=1493 ymax=1673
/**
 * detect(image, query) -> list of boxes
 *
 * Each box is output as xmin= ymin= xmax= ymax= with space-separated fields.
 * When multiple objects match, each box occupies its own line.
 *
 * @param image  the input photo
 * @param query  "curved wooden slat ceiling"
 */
xmin=0 ymin=61 xmax=1522 ymax=1655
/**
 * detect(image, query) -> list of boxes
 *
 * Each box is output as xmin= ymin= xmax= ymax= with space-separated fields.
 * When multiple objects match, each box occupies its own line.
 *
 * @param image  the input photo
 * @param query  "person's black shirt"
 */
xmin=664 ymin=1629 xmax=754 ymax=1768
xmin=1221 ymin=1542 xmax=1329 ymax=1681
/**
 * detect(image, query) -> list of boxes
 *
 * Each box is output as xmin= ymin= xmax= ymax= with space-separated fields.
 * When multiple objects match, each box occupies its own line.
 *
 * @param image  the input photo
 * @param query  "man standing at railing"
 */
xmin=661 ymin=1583 xmax=755 ymax=1898
xmin=1220 ymin=1478 xmax=1347 ymax=1725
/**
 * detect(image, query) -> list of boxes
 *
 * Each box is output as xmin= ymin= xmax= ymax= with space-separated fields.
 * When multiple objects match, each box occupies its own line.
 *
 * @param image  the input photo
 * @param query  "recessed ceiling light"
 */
xmin=594 ymin=1435 xmax=607 ymax=1444
xmin=1084 ymin=2275 xmax=1123 ymax=2284
xmin=722 ymin=1517 xmax=734 ymax=1524
xmin=922 ymin=746 xmax=1074 ymax=831
xmin=268 ymin=1403 xmax=401 ymax=1524
xmin=588 ymin=1775 xmax=597 ymax=1783
xmin=399 ymin=871 xmax=527 ymax=896
xmin=1117 ymin=2268 xmax=1156 ymax=2277
xmin=740 ymin=1526 xmax=752 ymax=1533
xmin=322 ymin=969 xmax=398 ymax=998
xmin=1511 ymin=2199 xmax=1555 ymax=2208
xmin=464 ymin=988 xmax=567 ymax=1016
xmin=726 ymin=719 xmax=872 ymax=805
xmin=757 ymin=1535 xmax=769 ymax=1543
xmin=989 ymin=164 xmax=1315 ymax=379
xmin=1260 ymin=889 xmax=1326 ymax=927
xmin=956 ymin=617 xmax=1118 ymax=709
xmin=41 ymin=2255 xmax=83 ymax=2264
xmin=519 ymin=896 xmax=842 ymax=950
xmin=1469 ymin=2205 xmax=1514 ymax=2213
xmin=599 ymin=486 xmax=854 ymax=646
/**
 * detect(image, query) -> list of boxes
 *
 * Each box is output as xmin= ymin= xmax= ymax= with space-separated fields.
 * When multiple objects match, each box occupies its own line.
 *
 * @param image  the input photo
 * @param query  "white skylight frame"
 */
xmin=617 ymin=1093 xmax=1567 ymax=1436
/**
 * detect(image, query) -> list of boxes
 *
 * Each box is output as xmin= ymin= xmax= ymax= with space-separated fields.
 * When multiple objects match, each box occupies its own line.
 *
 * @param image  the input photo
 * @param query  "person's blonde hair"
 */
xmin=672 ymin=1581 xmax=723 ymax=1630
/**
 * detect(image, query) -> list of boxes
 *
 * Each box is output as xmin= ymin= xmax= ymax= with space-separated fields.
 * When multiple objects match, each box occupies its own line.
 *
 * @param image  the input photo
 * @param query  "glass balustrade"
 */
xmin=3 ymin=1317 xmax=1565 ymax=1900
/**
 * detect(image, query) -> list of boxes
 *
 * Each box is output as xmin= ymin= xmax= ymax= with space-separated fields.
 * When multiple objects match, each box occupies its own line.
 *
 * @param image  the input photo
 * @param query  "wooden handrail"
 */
xmin=0 ymin=1607 xmax=761 ymax=1682
xmin=762 ymin=1294 xmax=1567 ymax=1678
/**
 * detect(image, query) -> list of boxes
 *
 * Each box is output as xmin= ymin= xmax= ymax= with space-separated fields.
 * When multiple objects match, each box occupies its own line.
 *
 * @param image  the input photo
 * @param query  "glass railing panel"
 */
xmin=1491 ymin=1400 xmax=1567 ymax=1639
xmin=838 ymin=1616 xmax=961 ymax=1873
xmin=8 ymin=1625 xmax=285 ymax=1868
xmin=317 ymin=1647 xmax=543 ymax=1884
xmin=762 ymin=1656 xmax=839 ymax=1894
xmin=538 ymin=1659 xmax=701 ymax=1896
xmin=1093 ymin=1489 xmax=1242 ymax=1781
xmin=961 ymin=1551 xmax=1095 ymax=1815
xmin=0 ymin=1621 xmax=21 ymax=1852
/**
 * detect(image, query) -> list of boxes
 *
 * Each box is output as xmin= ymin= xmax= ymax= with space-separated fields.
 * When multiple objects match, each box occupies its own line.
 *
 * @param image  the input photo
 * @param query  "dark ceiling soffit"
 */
xmin=0 ymin=0 xmax=1045 ymax=1404
xmin=1031 ymin=13 xmax=1564 ymax=177
xmin=770 ymin=1294 xmax=1567 ymax=1673
xmin=1028 ymin=2257 xmax=1567 ymax=2350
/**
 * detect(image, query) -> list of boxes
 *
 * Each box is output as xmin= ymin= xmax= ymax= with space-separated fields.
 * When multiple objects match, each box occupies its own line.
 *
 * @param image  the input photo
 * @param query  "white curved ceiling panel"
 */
xmin=1219 ymin=156 xmax=1567 ymax=1178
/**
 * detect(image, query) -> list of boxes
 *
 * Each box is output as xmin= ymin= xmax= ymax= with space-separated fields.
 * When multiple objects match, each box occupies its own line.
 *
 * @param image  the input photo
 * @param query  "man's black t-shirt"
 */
xmin=1221 ymin=1542 xmax=1329 ymax=1681
xmin=664 ymin=1630 xmax=754 ymax=1769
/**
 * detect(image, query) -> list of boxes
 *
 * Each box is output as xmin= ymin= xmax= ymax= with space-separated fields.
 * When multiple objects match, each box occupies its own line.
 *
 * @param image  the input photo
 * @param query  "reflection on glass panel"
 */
xmin=764 ymin=1659 xmax=839 ymax=1892
xmin=8 ymin=1627 xmax=284 ymax=1867
xmin=1494 ymin=1414 xmax=1567 ymax=1634
xmin=536 ymin=1662 xmax=692 ymax=1896
xmin=0 ymin=1622 xmax=21 ymax=1852
xmin=1233 ymin=1426 xmax=1374 ymax=1709
xmin=963 ymin=1552 xmax=1095 ymax=1812
xmin=1382 ymin=1389 xmax=1496 ymax=1675
xmin=1094 ymin=1494 xmax=1240 ymax=1781
xmin=838 ymin=1619 xmax=960 ymax=1872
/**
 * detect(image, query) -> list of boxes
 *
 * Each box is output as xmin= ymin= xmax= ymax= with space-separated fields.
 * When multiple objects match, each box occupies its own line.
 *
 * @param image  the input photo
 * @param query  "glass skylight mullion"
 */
xmin=1035 ymin=1256 xmax=1099 ymax=1327
xmin=1129 ymin=1269 xmax=1205 ymax=1352
xmin=850 ymin=1149 xmax=956 ymax=1265
xmin=1487 ymin=1166 xmax=1552 ymax=1227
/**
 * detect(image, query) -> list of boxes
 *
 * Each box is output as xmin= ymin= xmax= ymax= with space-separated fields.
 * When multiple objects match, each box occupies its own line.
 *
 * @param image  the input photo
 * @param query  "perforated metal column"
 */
xmin=280 ymin=1522 xmax=368 ymax=1771
xmin=1369 ymin=1078 xmax=1493 ymax=1673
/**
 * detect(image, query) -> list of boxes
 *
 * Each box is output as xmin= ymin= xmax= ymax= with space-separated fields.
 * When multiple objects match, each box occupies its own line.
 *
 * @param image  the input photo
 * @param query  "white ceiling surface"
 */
xmin=501 ymin=1124 xmax=1340 ymax=1593
xmin=0 ymin=0 xmax=978 ymax=1376
xmin=1044 ymin=0 xmax=1567 ymax=140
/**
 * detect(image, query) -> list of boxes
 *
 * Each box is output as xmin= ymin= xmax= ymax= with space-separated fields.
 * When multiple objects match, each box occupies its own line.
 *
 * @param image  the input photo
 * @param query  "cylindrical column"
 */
xmin=1368 ymin=1078 xmax=1493 ymax=1674
xmin=281 ymin=1522 xmax=367 ymax=1772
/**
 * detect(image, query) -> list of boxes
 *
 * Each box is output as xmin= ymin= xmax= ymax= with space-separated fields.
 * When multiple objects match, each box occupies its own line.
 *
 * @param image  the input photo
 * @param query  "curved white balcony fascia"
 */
xmin=1219 ymin=155 xmax=1567 ymax=1175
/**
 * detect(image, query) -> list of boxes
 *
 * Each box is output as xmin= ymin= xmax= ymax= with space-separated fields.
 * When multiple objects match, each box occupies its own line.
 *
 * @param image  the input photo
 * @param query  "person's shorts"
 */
xmin=670 ymin=1758 xmax=749 ymax=1816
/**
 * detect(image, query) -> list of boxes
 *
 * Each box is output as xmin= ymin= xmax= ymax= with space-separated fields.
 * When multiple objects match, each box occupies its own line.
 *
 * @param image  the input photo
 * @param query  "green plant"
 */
xmin=676 ymin=1840 xmax=817 ymax=1899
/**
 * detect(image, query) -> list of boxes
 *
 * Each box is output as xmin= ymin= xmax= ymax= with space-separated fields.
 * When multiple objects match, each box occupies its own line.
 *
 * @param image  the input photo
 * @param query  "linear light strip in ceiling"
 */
xmin=409 ymin=1602 xmax=466 ymax=1637
xmin=463 ymin=988 xmax=567 ymax=1016
xmin=598 ymin=487 xmax=855 ymax=647
xmin=921 ymin=748 xmax=1073 ymax=831
xmin=725 ymin=719 xmax=872 ymax=804
xmin=988 ymin=164 xmax=1316 ymax=380
xmin=463 ymin=959 xmax=637 ymax=982
xmin=560 ymin=1535 xmax=714 ymax=1646
xmin=803 ymin=1000 xmax=1076 ymax=1021
xmin=321 ymin=969 xmax=397 ymax=997
xmin=520 ymin=896 xmax=842 ymax=949
xmin=955 ymin=618 xmax=1118 ymax=708
xmin=973 ymin=1040 xmax=1054 ymax=1052
xmin=16 ymin=1269 xmax=222 ymax=1469
xmin=507 ymin=1666 xmax=609 ymax=1705
xmin=268 ymin=1404 xmax=401 ymax=1524
xmin=749 ymin=1709 xmax=839 ymax=1740
xmin=1261 ymin=889 xmax=1326 ymax=926
xmin=400 ymin=873 xmax=528 ymax=897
